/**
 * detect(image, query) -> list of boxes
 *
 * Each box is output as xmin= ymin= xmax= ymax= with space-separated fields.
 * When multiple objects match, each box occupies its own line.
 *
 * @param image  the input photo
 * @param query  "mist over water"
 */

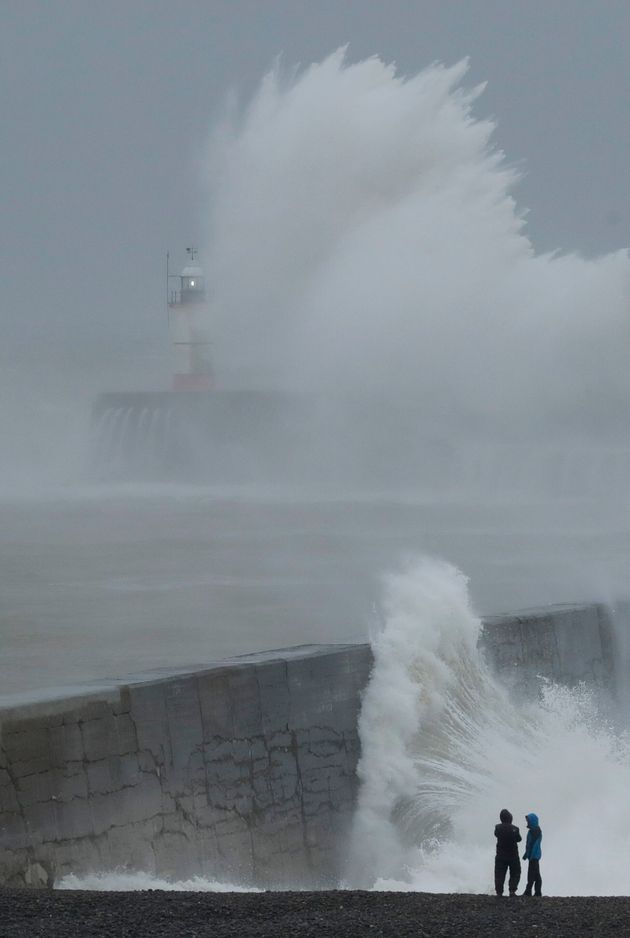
xmin=4 ymin=50 xmax=630 ymax=494
xmin=349 ymin=558 xmax=630 ymax=896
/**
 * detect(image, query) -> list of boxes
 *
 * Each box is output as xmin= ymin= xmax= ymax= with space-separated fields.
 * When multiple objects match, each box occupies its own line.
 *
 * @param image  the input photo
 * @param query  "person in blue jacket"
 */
xmin=522 ymin=812 xmax=543 ymax=896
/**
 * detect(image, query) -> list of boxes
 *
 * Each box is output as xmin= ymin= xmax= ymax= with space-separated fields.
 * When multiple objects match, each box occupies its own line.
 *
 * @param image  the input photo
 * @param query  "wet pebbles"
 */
xmin=1 ymin=889 xmax=627 ymax=937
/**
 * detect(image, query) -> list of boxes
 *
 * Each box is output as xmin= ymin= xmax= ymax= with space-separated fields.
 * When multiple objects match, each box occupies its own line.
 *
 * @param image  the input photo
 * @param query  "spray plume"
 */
xmin=348 ymin=558 xmax=630 ymax=895
xmin=204 ymin=50 xmax=630 ymax=441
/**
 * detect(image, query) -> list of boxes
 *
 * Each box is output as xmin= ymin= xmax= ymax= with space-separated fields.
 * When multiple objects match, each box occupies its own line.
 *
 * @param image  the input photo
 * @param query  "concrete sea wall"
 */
xmin=0 ymin=645 xmax=371 ymax=889
xmin=0 ymin=604 xmax=617 ymax=888
xmin=480 ymin=602 xmax=615 ymax=698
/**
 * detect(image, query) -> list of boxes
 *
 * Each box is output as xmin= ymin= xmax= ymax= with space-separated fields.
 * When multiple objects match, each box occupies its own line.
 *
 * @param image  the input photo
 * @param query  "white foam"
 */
xmin=56 ymin=871 xmax=261 ymax=892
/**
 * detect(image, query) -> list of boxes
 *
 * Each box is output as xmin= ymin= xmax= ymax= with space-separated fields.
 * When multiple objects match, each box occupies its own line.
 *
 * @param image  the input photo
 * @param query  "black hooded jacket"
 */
xmin=494 ymin=810 xmax=522 ymax=860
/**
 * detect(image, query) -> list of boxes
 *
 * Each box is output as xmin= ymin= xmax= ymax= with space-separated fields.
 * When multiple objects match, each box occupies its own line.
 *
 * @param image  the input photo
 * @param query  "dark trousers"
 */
xmin=494 ymin=855 xmax=521 ymax=895
xmin=524 ymin=859 xmax=542 ymax=896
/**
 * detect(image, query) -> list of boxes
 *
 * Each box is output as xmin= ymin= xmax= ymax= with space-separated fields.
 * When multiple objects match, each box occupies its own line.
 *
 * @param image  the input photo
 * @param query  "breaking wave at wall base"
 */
xmin=348 ymin=558 xmax=630 ymax=896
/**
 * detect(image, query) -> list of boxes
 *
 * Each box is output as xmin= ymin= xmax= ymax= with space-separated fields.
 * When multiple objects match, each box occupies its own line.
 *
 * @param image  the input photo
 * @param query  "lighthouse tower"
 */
xmin=168 ymin=248 xmax=213 ymax=391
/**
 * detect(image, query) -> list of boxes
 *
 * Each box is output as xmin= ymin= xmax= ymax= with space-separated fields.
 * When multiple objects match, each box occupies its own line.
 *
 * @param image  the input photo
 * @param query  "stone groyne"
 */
xmin=0 ymin=604 xmax=616 ymax=888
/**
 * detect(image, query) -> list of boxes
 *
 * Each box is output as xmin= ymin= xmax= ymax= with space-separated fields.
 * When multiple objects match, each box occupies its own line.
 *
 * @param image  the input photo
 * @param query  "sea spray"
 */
xmin=204 ymin=50 xmax=630 ymax=441
xmin=349 ymin=557 xmax=630 ymax=895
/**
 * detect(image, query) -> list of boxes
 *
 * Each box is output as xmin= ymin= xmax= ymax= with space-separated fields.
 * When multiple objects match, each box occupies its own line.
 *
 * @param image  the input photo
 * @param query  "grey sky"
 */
xmin=2 ymin=0 xmax=629 ymax=391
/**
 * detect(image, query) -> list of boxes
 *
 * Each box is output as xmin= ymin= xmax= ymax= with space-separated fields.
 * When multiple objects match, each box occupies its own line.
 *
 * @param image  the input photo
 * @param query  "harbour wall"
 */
xmin=0 ymin=603 xmax=617 ymax=888
xmin=91 ymin=392 xmax=630 ymax=494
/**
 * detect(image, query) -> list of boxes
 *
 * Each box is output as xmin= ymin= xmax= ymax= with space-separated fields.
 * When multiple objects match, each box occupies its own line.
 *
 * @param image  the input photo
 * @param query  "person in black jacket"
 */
xmin=494 ymin=808 xmax=522 ymax=896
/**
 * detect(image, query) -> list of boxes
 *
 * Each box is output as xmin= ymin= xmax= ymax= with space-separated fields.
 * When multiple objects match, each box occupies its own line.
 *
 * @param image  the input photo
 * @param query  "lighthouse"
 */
xmin=168 ymin=248 xmax=213 ymax=391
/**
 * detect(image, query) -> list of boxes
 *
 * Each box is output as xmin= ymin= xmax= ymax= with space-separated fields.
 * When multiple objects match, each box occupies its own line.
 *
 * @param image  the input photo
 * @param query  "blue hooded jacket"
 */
xmin=523 ymin=813 xmax=542 ymax=861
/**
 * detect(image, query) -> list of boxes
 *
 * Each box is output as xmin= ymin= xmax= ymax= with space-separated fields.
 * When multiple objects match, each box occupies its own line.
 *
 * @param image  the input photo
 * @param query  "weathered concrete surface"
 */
xmin=0 ymin=604 xmax=616 ymax=888
xmin=0 ymin=645 xmax=371 ymax=889
xmin=480 ymin=603 xmax=615 ymax=698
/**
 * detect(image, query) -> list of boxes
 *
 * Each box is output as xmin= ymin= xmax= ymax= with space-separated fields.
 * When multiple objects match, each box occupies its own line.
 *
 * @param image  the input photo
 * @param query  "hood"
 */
xmin=526 ymin=813 xmax=539 ymax=828
xmin=499 ymin=809 xmax=513 ymax=823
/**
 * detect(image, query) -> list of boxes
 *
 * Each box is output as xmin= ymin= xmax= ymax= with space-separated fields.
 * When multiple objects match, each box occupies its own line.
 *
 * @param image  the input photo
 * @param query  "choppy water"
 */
xmin=1 ymin=485 xmax=629 ymax=701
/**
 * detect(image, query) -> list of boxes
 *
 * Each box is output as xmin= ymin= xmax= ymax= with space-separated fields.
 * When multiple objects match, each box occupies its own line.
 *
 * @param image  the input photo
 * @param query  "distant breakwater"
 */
xmin=0 ymin=604 xmax=616 ymax=889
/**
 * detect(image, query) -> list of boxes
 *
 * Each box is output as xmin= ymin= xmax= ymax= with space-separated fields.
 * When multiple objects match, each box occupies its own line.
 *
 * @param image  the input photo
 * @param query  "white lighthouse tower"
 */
xmin=168 ymin=247 xmax=213 ymax=391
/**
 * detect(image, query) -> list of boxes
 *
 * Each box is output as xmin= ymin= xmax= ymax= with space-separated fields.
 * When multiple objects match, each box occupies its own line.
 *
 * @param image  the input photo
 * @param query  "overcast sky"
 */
xmin=2 ymin=0 xmax=629 ymax=390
